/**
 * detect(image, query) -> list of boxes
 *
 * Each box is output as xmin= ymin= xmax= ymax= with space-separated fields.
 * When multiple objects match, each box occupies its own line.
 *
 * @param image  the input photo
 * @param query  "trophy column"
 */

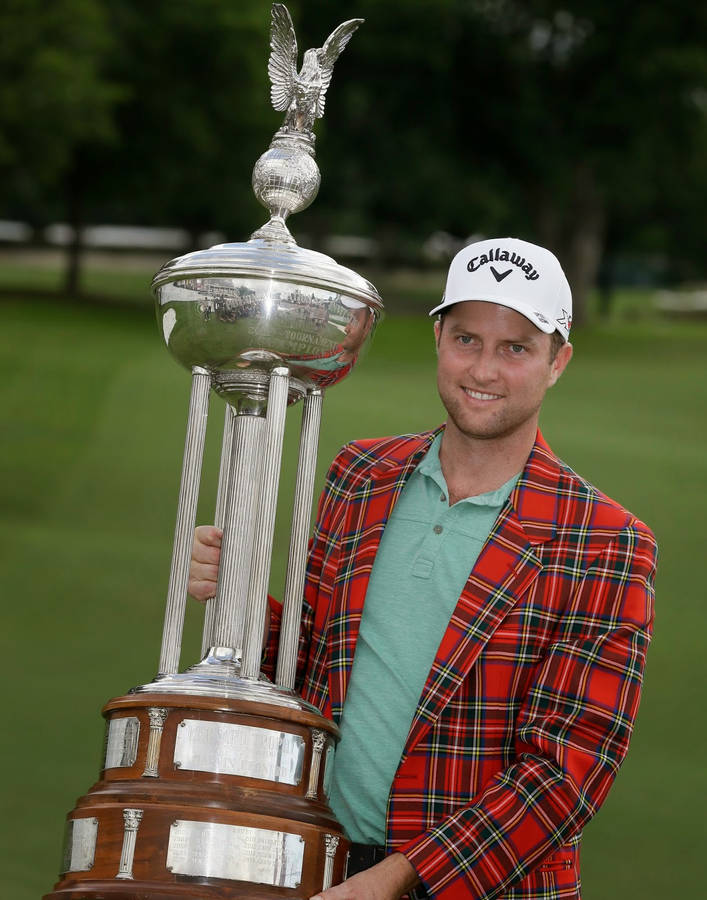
xmin=159 ymin=367 xmax=211 ymax=675
xmin=200 ymin=403 xmax=235 ymax=657
xmin=210 ymin=409 xmax=266 ymax=656
xmin=277 ymin=387 xmax=324 ymax=690
xmin=241 ymin=367 xmax=290 ymax=678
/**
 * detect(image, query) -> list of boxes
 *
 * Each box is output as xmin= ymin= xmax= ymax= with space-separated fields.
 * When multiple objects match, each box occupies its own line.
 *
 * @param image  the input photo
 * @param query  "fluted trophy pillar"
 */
xmin=200 ymin=403 xmax=235 ymax=657
xmin=210 ymin=411 xmax=266 ymax=655
xmin=277 ymin=387 xmax=324 ymax=689
xmin=45 ymin=4 xmax=382 ymax=899
xmin=158 ymin=367 xmax=211 ymax=675
xmin=241 ymin=367 xmax=290 ymax=679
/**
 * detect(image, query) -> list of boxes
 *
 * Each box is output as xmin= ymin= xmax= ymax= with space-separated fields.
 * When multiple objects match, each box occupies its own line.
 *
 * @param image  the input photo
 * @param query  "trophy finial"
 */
xmin=268 ymin=3 xmax=363 ymax=135
xmin=251 ymin=4 xmax=364 ymax=243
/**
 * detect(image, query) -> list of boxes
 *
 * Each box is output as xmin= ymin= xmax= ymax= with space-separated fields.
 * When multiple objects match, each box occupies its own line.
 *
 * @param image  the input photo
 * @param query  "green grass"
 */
xmin=1 ymin=279 xmax=705 ymax=899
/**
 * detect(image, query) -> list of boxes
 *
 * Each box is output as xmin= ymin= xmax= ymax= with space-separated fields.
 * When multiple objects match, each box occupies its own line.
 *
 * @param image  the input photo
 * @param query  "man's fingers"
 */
xmin=192 ymin=526 xmax=223 ymax=564
xmin=188 ymin=576 xmax=218 ymax=604
xmin=190 ymin=526 xmax=222 ymax=602
xmin=195 ymin=525 xmax=223 ymax=546
xmin=192 ymin=542 xmax=222 ymax=565
xmin=190 ymin=560 xmax=219 ymax=583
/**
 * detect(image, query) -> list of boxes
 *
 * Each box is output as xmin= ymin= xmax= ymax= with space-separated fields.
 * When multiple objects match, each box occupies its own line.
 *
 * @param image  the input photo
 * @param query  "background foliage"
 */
xmin=1 ymin=0 xmax=706 ymax=314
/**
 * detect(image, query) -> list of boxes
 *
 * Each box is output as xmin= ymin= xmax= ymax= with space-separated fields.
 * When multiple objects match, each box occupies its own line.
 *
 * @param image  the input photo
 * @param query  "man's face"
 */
xmin=434 ymin=301 xmax=572 ymax=444
xmin=342 ymin=306 xmax=371 ymax=351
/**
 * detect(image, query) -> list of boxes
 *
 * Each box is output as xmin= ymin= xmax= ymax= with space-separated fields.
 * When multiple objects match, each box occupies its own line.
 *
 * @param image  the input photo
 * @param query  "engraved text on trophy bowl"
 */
xmin=156 ymin=275 xmax=378 ymax=390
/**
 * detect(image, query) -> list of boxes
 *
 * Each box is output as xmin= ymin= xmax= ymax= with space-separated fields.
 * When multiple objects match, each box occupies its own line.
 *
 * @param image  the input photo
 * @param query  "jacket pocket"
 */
xmin=536 ymin=855 xmax=574 ymax=873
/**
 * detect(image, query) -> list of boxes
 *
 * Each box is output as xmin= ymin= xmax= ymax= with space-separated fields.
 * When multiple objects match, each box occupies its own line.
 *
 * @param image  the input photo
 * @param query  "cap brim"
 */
xmin=428 ymin=296 xmax=556 ymax=334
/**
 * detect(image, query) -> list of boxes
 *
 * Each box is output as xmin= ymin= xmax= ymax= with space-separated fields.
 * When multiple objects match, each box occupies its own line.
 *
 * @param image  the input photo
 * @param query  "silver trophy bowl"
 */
xmin=153 ymin=238 xmax=382 ymax=411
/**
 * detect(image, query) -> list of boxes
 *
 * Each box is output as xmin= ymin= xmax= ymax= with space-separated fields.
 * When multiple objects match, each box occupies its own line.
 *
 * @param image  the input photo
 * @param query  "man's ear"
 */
xmin=549 ymin=341 xmax=573 ymax=387
xmin=433 ymin=318 xmax=441 ymax=351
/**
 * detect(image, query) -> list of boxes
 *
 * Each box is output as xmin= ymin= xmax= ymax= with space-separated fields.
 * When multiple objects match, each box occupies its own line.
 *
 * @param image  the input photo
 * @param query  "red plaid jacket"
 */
xmin=266 ymin=428 xmax=656 ymax=899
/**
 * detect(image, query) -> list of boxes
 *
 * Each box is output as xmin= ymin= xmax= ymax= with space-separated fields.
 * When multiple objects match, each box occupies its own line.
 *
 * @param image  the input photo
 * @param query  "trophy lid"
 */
xmin=152 ymin=236 xmax=382 ymax=312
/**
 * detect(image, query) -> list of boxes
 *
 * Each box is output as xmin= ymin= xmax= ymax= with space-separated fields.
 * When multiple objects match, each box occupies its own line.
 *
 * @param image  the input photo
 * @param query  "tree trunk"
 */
xmin=532 ymin=186 xmax=561 ymax=252
xmin=64 ymin=159 xmax=84 ymax=297
xmin=529 ymin=165 xmax=605 ymax=329
xmin=597 ymin=256 xmax=615 ymax=320
xmin=561 ymin=164 xmax=605 ymax=329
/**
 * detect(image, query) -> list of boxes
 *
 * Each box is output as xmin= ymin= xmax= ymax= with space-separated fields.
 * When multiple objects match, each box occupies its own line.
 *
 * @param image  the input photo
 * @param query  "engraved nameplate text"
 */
xmin=105 ymin=717 xmax=140 ymax=769
xmin=167 ymin=820 xmax=305 ymax=887
xmin=62 ymin=817 xmax=98 ymax=873
xmin=173 ymin=719 xmax=304 ymax=785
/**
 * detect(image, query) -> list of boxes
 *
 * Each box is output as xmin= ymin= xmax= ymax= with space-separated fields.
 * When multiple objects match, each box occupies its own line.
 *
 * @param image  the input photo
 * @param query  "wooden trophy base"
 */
xmin=45 ymin=689 xmax=348 ymax=899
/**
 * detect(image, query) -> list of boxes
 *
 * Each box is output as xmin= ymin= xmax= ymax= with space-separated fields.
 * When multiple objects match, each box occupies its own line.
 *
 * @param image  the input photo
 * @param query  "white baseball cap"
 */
xmin=429 ymin=237 xmax=573 ymax=340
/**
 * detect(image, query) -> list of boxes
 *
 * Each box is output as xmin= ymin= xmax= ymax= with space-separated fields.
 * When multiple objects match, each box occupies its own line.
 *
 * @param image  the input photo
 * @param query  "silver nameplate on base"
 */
xmin=62 ymin=817 xmax=98 ymax=873
xmin=105 ymin=716 xmax=140 ymax=769
xmin=173 ymin=719 xmax=305 ymax=785
xmin=167 ymin=820 xmax=305 ymax=887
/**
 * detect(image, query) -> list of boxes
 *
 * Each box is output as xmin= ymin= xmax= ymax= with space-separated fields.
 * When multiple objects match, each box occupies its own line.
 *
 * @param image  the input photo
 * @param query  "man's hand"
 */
xmin=310 ymin=853 xmax=419 ymax=900
xmin=188 ymin=525 xmax=222 ymax=602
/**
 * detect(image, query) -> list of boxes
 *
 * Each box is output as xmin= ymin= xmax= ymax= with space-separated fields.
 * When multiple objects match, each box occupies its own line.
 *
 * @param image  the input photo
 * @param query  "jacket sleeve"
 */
xmin=398 ymin=521 xmax=657 ymax=899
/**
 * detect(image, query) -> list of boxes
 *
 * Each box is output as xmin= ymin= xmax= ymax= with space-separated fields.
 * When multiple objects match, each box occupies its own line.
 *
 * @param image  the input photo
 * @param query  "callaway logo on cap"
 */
xmin=429 ymin=237 xmax=573 ymax=340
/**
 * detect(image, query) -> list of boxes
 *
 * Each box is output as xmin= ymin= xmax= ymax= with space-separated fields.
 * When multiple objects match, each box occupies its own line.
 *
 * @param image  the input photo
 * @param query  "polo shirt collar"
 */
xmin=414 ymin=433 xmax=520 ymax=507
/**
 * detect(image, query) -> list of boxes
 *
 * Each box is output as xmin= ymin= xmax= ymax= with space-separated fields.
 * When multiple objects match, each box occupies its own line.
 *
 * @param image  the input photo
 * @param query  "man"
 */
xmin=291 ymin=298 xmax=374 ymax=385
xmin=190 ymin=237 xmax=657 ymax=900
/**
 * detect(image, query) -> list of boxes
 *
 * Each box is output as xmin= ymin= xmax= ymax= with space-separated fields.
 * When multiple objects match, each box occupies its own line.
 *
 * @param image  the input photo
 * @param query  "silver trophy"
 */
xmin=46 ymin=6 xmax=381 ymax=899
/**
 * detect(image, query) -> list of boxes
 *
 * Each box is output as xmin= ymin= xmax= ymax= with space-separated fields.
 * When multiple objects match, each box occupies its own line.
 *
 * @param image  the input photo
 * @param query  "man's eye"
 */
xmin=457 ymin=335 xmax=473 ymax=345
xmin=509 ymin=344 xmax=526 ymax=354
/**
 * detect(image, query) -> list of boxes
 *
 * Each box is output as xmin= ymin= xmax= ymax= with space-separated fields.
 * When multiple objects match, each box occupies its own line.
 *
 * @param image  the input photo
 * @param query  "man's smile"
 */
xmin=462 ymin=387 xmax=503 ymax=401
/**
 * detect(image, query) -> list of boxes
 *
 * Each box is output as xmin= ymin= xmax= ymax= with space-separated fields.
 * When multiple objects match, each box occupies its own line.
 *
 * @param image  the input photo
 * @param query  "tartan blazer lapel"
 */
xmin=327 ymin=432 xmax=438 ymax=720
xmin=404 ymin=433 xmax=562 ymax=756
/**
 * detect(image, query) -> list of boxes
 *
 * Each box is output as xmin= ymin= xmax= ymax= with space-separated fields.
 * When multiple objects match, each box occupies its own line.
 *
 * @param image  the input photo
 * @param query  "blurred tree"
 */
xmin=294 ymin=0 xmax=480 ymax=253
xmin=2 ymin=1 xmax=706 ymax=313
xmin=295 ymin=0 xmax=707 ymax=320
xmin=0 ymin=0 xmax=120 ymax=225
xmin=1 ymin=0 xmax=276 ymax=295
xmin=61 ymin=0 xmax=275 ymax=294
xmin=463 ymin=0 xmax=707 ymax=320
xmin=95 ymin=0 xmax=273 ymax=237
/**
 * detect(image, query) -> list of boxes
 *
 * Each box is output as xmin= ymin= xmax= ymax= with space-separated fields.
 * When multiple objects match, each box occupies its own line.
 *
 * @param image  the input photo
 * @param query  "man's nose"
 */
xmin=468 ymin=347 xmax=498 ymax=383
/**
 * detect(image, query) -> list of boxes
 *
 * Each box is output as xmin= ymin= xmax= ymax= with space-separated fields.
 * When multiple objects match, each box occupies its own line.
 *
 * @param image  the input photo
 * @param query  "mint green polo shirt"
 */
xmin=328 ymin=434 xmax=520 ymax=844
